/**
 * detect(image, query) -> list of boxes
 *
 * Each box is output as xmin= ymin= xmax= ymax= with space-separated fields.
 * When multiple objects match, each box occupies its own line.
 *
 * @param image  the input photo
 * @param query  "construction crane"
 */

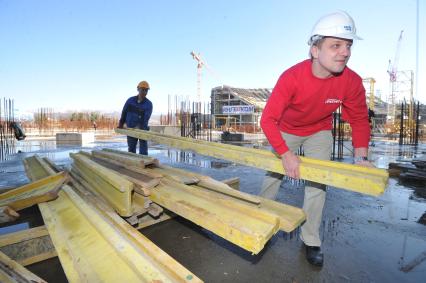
xmin=387 ymin=30 xmax=404 ymax=120
xmin=190 ymin=51 xmax=205 ymax=113
xmin=362 ymin=77 xmax=376 ymax=110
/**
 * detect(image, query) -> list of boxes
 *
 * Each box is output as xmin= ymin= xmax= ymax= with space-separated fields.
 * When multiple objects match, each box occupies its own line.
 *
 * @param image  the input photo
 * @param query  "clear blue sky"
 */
xmin=0 ymin=0 xmax=424 ymax=116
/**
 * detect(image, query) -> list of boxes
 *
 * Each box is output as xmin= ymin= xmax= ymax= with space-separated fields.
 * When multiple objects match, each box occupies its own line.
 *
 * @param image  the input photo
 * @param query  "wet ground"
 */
xmin=0 ymin=136 xmax=425 ymax=282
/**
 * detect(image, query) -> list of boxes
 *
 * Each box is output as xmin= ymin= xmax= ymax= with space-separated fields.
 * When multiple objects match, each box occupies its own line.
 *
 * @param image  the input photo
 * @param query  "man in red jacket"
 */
xmin=260 ymin=11 xmax=373 ymax=267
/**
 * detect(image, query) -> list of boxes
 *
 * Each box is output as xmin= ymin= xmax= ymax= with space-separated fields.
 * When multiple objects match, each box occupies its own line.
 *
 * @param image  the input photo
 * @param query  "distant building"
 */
xmin=211 ymin=85 xmax=271 ymax=132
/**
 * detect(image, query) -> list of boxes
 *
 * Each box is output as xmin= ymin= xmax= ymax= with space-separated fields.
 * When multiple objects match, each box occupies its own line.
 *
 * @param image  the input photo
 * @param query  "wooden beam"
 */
xmin=102 ymin=148 xmax=159 ymax=166
xmin=147 ymin=178 xmax=303 ymax=254
xmin=0 ymin=172 xmax=68 ymax=212
xmin=0 ymin=226 xmax=57 ymax=267
xmin=0 ymin=251 xmax=47 ymax=283
xmin=0 ymin=226 xmax=49 ymax=247
xmin=92 ymin=150 xmax=147 ymax=168
xmin=70 ymin=153 xmax=134 ymax=217
xmin=101 ymin=150 xmax=306 ymax=234
xmin=24 ymin=156 xmax=203 ymax=283
xmin=19 ymin=250 xmax=57 ymax=267
xmin=116 ymin=128 xmax=389 ymax=196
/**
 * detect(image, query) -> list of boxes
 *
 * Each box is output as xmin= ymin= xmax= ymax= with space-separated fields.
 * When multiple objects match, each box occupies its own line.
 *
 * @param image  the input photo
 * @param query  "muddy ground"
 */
xmin=0 ymin=136 xmax=425 ymax=282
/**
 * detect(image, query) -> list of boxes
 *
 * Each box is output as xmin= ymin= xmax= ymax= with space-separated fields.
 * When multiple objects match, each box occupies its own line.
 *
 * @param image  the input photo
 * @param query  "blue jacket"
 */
xmin=119 ymin=96 xmax=153 ymax=130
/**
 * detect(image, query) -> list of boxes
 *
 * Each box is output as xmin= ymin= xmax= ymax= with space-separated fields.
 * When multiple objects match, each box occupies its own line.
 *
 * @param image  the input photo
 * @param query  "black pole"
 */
xmin=332 ymin=112 xmax=337 ymax=160
xmin=399 ymin=101 xmax=404 ymax=145
xmin=415 ymin=101 xmax=420 ymax=145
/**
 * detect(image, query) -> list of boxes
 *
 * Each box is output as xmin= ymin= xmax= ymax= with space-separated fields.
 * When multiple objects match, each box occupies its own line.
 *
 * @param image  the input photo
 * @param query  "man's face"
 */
xmin=137 ymin=88 xmax=149 ymax=99
xmin=311 ymin=37 xmax=353 ymax=78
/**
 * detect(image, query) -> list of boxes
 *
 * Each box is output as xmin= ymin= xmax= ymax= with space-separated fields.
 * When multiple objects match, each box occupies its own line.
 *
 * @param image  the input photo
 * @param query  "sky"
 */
xmin=0 ymin=0 xmax=424 ymax=116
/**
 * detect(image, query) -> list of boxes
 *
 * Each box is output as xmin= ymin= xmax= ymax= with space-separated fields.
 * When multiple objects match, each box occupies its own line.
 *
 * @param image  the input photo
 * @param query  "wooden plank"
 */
xmin=196 ymin=176 xmax=260 ymax=205
xmin=88 ymin=156 xmax=159 ymax=195
xmin=70 ymin=153 xmax=134 ymax=217
xmin=149 ymin=178 xmax=282 ymax=254
xmin=0 ymin=226 xmax=57 ymax=267
xmin=0 ymin=226 xmax=49 ymax=247
xmin=135 ymin=213 xmax=173 ymax=230
xmin=102 ymin=148 xmax=159 ymax=166
xmin=0 ymin=172 xmax=68 ymax=211
xmin=0 ymin=251 xmax=47 ymax=283
xmin=64 ymin=164 xmax=203 ymax=282
xmin=19 ymin=250 xmax=57 ymax=267
xmin=74 ymin=150 xmax=305 ymax=253
xmin=117 ymin=128 xmax=389 ymax=196
xmin=92 ymin=150 xmax=147 ymax=168
xmin=41 ymin=185 xmax=196 ymax=282
xmin=24 ymin=155 xmax=54 ymax=182
xmin=151 ymin=165 xmax=259 ymax=204
xmin=151 ymin=167 xmax=200 ymax=185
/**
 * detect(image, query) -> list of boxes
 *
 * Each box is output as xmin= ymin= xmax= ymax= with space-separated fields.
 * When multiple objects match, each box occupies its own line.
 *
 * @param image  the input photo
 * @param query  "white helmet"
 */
xmin=308 ymin=11 xmax=362 ymax=45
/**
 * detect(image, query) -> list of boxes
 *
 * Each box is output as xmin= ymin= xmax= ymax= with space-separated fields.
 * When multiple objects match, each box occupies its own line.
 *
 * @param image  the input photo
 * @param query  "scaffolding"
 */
xmin=211 ymin=86 xmax=270 ymax=133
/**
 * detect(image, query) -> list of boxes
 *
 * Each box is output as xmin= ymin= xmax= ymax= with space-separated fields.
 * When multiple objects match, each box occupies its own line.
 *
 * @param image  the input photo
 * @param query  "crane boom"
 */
xmin=387 ymin=30 xmax=404 ymax=82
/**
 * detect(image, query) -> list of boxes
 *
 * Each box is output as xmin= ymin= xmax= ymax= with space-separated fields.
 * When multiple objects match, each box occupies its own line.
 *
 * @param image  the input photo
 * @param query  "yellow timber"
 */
xmin=70 ymin=153 xmax=134 ymax=217
xmin=147 ymin=164 xmax=304 ymax=232
xmin=24 ymin=156 xmax=202 ymax=283
xmin=82 ymin=150 xmax=305 ymax=253
xmin=0 ymin=172 xmax=67 ymax=211
xmin=116 ymin=128 xmax=389 ymax=196
xmin=0 ymin=250 xmax=47 ymax=283
xmin=147 ymin=179 xmax=279 ymax=254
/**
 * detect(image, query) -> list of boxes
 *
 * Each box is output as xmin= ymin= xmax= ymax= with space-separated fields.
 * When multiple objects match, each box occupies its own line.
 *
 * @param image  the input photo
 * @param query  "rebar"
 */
xmin=0 ymin=98 xmax=16 ymax=161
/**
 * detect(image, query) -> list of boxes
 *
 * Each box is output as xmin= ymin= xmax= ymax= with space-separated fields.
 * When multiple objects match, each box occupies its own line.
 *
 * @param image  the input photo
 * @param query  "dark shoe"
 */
xmin=305 ymin=244 xmax=324 ymax=267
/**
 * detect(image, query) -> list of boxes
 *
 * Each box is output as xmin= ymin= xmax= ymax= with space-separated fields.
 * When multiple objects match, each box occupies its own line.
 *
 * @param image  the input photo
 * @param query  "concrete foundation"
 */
xmin=55 ymin=132 xmax=94 ymax=145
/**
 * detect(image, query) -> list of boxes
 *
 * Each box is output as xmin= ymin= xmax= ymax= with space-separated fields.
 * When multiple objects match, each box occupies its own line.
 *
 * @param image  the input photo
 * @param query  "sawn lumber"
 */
xmin=116 ymin=128 xmax=389 ymax=196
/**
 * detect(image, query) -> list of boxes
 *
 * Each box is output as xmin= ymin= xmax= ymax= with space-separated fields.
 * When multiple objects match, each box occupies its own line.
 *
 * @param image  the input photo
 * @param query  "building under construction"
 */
xmin=211 ymin=85 xmax=271 ymax=133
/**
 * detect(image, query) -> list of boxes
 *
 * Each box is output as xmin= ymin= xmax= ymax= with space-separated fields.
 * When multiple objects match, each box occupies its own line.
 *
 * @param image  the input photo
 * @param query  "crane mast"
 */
xmin=190 ymin=51 xmax=205 ymax=113
xmin=387 ymin=30 xmax=404 ymax=121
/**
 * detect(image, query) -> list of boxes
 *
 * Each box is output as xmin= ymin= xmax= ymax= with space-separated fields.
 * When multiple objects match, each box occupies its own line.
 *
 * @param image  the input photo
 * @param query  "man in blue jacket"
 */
xmin=118 ymin=80 xmax=153 ymax=155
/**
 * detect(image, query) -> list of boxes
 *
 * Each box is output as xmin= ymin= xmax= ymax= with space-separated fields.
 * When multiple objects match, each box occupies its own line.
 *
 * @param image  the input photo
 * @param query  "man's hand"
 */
xmin=117 ymin=123 xmax=127 ymax=129
xmin=354 ymin=147 xmax=375 ymax=167
xmin=354 ymin=159 xmax=375 ymax=168
xmin=281 ymin=151 xmax=301 ymax=179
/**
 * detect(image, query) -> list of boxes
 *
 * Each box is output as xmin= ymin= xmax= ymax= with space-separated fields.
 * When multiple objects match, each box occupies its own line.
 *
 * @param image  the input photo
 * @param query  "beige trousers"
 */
xmin=259 ymin=130 xmax=332 ymax=247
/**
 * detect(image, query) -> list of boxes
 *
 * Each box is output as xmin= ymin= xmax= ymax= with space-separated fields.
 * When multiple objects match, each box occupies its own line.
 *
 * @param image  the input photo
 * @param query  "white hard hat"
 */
xmin=308 ymin=11 xmax=362 ymax=45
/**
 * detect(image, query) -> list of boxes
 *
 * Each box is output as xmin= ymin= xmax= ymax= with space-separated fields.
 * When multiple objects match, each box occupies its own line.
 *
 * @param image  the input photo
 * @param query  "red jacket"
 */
xmin=260 ymin=59 xmax=370 ymax=155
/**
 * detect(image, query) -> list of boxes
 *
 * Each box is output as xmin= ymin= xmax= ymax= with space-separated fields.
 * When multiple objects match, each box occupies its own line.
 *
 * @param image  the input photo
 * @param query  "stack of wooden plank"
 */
xmin=17 ymin=150 xmax=306 ymax=282
xmin=69 ymin=149 xmax=306 ymax=254
xmin=23 ymin=154 xmax=203 ymax=283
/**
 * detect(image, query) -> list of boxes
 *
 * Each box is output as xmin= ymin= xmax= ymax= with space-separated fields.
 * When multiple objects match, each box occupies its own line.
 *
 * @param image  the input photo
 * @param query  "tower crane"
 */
xmin=387 ymin=30 xmax=404 ymax=121
xmin=387 ymin=30 xmax=404 ymax=83
xmin=190 ymin=51 xmax=205 ymax=113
